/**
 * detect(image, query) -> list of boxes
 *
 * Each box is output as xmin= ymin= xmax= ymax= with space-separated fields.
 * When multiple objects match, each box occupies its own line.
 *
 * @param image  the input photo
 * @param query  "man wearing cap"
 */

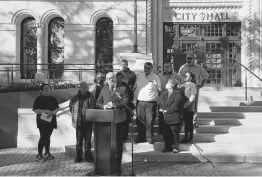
xmin=178 ymin=54 xmax=209 ymax=126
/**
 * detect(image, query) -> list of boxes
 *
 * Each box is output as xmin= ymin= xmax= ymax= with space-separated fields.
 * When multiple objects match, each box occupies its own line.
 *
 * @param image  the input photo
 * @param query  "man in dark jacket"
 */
xmin=69 ymin=81 xmax=96 ymax=163
xmin=116 ymin=72 xmax=135 ymax=142
xmin=96 ymin=72 xmax=129 ymax=175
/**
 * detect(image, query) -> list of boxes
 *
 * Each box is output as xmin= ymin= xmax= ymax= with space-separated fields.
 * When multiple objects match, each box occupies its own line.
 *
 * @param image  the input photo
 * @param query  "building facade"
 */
xmin=0 ymin=0 xmax=261 ymax=87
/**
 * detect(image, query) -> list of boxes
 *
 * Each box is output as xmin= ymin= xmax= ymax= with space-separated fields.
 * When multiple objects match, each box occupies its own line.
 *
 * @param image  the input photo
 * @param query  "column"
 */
xmin=251 ymin=0 xmax=261 ymax=87
xmin=157 ymin=0 xmax=163 ymax=74
xmin=146 ymin=0 xmax=152 ymax=53
xmin=37 ymin=23 xmax=44 ymax=75
xmin=151 ymin=0 xmax=158 ymax=73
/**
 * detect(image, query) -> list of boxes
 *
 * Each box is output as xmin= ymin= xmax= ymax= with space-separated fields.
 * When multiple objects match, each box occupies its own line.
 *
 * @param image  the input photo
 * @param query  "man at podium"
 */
xmin=96 ymin=72 xmax=129 ymax=175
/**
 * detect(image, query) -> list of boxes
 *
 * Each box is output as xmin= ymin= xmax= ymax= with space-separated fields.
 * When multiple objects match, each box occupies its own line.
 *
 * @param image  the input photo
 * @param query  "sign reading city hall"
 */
xmin=163 ymin=6 xmax=239 ymax=22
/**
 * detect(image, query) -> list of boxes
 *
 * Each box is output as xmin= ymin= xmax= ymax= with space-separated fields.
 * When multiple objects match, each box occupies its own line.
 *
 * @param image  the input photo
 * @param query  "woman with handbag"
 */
xmin=158 ymin=77 xmax=184 ymax=153
xmin=33 ymin=83 xmax=59 ymax=161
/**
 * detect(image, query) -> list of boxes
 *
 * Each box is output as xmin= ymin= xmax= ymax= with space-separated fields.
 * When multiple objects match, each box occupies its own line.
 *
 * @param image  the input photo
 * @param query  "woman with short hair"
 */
xmin=33 ymin=83 xmax=59 ymax=161
xmin=158 ymin=78 xmax=184 ymax=153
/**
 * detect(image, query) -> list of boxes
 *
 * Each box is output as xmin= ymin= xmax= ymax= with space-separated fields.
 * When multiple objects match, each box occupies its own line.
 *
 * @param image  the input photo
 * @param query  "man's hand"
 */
xmin=159 ymin=109 xmax=164 ymax=112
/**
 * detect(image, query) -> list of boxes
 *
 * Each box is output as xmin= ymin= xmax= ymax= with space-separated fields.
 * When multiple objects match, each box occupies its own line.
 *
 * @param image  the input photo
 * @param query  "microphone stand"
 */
xmin=113 ymin=93 xmax=142 ymax=176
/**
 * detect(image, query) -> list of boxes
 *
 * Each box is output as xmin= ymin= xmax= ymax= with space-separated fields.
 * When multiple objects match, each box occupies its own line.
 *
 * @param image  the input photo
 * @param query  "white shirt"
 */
xmin=134 ymin=72 xmax=161 ymax=102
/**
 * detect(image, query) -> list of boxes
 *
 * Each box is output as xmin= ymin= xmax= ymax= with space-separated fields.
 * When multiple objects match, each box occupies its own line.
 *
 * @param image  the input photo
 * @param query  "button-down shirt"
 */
xmin=178 ymin=64 xmax=209 ymax=86
xmin=134 ymin=72 xmax=161 ymax=102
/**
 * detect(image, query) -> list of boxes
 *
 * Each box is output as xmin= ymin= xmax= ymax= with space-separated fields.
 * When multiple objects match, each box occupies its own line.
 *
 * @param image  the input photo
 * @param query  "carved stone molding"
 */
xmin=163 ymin=0 xmax=244 ymax=9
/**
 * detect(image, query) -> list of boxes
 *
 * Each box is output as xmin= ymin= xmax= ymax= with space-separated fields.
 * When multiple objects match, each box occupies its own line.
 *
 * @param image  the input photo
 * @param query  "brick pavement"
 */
xmin=1 ymin=147 xmax=262 ymax=176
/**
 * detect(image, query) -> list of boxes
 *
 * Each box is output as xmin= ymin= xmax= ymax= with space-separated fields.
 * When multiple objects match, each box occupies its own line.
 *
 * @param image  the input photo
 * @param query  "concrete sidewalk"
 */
xmin=1 ymin=147 xmax=262 ymax=176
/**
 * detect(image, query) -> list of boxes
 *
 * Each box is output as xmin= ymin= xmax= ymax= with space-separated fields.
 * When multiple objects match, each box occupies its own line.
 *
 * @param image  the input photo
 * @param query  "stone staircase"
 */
xmin=17 ymin=87 xmax=262 ymax=163
xmin=116 ymin=87 xmax=262 ymax=163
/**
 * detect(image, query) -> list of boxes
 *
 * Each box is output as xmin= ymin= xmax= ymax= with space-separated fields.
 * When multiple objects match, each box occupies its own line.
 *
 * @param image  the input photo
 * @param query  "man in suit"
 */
xmin=96 ymin=72 xmax=129 ymax=175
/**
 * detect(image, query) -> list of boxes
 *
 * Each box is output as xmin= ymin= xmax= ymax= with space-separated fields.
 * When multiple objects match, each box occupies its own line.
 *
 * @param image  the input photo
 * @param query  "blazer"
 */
xmin=158 ymin=89 xmax=184 ymax=124
xmin=96 ymin=84 xmax=129 ymax=110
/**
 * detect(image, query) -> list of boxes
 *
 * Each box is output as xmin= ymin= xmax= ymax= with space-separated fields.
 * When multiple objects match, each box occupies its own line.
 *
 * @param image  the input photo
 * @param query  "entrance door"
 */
xmin=178 ymin=40 xmax=241 ymax=86
xmin=204 ymin=41 xmax=225 ymax=86
xmin=163 ymin=22 xmax=241 ymax=87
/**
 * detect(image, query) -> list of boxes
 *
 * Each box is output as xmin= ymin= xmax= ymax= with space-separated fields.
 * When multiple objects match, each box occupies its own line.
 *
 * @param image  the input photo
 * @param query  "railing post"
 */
xmin=7 ymin=67 xmax=9 ymax=84
xmin=245 ymin=76 xmax=247 ymax=101
xmin=80 ymin=68 xmax=82 ymax=81
xmin=11 ymin=65 xmax=14 ymax=84
xmin=79 ymin=69 xmax=81 ymax=81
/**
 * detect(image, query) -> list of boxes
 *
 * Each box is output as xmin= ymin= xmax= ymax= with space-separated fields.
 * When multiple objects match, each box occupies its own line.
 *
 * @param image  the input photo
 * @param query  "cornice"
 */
xmin=163 ymin=0 xmax=244 ymax=9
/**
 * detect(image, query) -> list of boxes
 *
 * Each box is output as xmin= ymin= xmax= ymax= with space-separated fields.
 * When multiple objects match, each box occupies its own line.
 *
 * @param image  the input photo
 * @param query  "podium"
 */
xmin=85 ymin=109 xmax=126 ymax=175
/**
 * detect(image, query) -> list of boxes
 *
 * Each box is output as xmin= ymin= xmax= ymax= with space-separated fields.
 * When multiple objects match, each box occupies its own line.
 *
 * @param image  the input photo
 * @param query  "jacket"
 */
xmin=158 ymin=89 xmax=184 ymax=124
xmin=96 ymin=84 xmax=129 ymax=121
xmin=69 ymin=91 xmax=96 ymax=128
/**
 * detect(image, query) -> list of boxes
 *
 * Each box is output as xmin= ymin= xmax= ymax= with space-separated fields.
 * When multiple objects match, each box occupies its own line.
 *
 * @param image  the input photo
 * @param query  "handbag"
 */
xmin=163 ymin=112 xmax=181 ymax=124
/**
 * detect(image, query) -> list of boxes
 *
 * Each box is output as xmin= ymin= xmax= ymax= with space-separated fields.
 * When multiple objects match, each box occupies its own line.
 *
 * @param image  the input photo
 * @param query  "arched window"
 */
xmin=48 ymin=17 xmax=65 ymax=79
xmin=95 ymin=17 xmax=113 ymax=74
xmin=20 ymin=17 xmax=37 ymax=79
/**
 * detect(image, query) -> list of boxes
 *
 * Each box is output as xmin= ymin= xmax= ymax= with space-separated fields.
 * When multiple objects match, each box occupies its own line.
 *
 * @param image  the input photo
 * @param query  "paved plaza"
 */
xmin=0 ymin=147 xmax=262 ymax=176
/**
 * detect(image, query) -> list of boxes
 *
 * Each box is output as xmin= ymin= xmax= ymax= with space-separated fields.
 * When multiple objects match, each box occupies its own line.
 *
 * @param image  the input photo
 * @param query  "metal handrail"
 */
xmin=0 ymin=62 xmax=144 ymax=87
xmin=233 ymin=59 xmax=262 ymax=101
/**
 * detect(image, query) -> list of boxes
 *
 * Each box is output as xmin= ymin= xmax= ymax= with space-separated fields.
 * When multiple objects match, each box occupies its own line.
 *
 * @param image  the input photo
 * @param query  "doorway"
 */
xmin=163 ymin=22 xmax=241 ymax=86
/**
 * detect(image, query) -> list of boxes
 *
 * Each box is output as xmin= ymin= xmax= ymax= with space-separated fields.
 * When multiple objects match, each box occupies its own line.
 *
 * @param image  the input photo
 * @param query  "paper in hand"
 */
xmin=40 ymin=113 xmax=52 ymax=122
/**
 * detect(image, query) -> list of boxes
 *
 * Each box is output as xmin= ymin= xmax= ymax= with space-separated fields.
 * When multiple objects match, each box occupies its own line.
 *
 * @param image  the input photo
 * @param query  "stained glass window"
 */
xmin=95 ymin=18 xmax=113 ymax=74
xmin=48 ymin=17 xmax=65 ymax=79
xmin=20 ymin=17 xmax=37 ymax=79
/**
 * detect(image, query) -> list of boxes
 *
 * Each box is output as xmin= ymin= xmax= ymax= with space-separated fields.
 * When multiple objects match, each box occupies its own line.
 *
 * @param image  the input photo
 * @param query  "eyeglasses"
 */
xmin=187 ymin=58 xmax=193 ymax=60
xmin=144 ymin=67 xmax=152 ymax=69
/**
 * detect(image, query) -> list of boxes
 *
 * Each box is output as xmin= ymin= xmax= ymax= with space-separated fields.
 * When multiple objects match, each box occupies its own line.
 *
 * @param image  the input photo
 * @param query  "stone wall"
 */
xmin=0 ymin=0 xmax=147 ymax=83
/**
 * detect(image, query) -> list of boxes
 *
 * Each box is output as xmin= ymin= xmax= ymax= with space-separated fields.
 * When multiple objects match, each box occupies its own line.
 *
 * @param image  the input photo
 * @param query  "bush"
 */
xmin=0 ymin=80 xmax=81 ymax=93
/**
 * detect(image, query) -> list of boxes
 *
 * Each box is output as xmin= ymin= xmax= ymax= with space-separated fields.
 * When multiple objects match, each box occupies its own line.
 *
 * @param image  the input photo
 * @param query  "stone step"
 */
xmin=197 ymin=117 xmax=262 ymax=125
xmin=131 ymin=112 xmax=262 ymax=125
xmin=129 ymin=124 xmax=262 ymax=134
xmin=65 ymin=143 xmax=262 ymax=163
xmin=196 ymin=112 xmax=262 ymax=118
xmin=200 ymin=87 xmax=262 ymax=92
xmin=124 ymin=142 xmax=262 ymax=154
xmin=198 ymin=101 xmax=262 ymax=106
xmin=198 ymin=106 xmax=262 ymax=112
xmin=127 ymin=133 xmax=262 ymax=144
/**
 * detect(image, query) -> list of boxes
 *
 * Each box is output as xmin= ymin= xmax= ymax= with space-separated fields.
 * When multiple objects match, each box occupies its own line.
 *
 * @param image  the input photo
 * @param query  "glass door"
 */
xmin=204 ymin=42 xmax=225 ymax=86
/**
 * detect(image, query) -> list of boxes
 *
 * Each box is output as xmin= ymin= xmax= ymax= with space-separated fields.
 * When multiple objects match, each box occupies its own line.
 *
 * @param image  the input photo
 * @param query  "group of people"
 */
xmin=32 ymin=54 xmax=209 ymax=175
